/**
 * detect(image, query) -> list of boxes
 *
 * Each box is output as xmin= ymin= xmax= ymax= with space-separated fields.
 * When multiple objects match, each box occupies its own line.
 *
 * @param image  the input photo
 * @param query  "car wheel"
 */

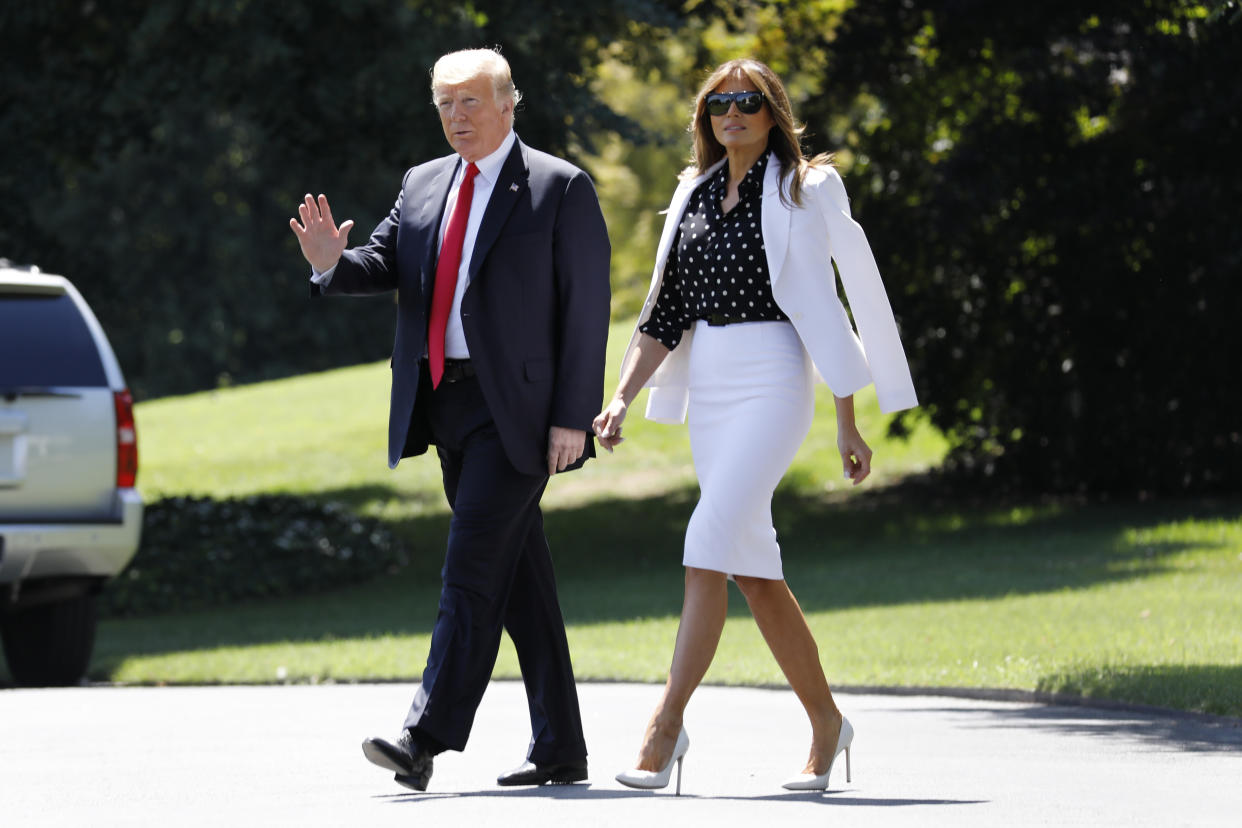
xmin=1 ymin=594 xmax=98 ymax=687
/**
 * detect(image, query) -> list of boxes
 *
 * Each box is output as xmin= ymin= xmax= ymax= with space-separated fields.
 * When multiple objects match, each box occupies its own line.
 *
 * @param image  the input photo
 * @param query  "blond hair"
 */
xmin=430 ymin=48 xmax=522 ymax=108
xmin=687 ymin=58 xmax=832 ymax=207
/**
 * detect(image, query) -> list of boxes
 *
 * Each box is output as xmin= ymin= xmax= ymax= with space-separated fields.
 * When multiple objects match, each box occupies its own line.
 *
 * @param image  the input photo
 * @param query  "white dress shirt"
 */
xmin=311 ymin=129 xmax=518 ymax=360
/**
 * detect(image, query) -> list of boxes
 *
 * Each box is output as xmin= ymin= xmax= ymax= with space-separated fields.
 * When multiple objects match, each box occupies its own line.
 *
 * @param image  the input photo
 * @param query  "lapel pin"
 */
xmin=509 ymin=183 xmax=520 ymax=192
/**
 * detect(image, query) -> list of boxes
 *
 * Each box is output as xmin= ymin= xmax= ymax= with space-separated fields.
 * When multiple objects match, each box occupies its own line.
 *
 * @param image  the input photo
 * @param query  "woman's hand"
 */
xmin=592 ymin=332 xmax=670 ymax=455
xmin=837 ymin=426 xmax=872 ymax=485
xmin=592 ymin=398 xmax=629 ymax=453
xmin=832 ymin=393 xmax=872 ymax=485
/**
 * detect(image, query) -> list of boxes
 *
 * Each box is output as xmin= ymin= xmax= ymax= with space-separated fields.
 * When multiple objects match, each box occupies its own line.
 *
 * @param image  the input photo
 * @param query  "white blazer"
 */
xmin=622 ymin=153 xmax=919 ymax=423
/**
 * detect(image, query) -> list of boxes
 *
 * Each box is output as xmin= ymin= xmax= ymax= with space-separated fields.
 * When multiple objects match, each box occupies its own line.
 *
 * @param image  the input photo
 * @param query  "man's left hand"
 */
xmin=547 ymin=427 xmax=586 ymax=475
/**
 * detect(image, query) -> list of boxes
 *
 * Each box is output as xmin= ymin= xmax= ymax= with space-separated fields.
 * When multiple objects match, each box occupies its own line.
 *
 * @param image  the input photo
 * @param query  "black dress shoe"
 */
xmin=496 ymin=759 xmax=588 ymax=786
xmin=361 ymin=731 xmax=433 ymax=792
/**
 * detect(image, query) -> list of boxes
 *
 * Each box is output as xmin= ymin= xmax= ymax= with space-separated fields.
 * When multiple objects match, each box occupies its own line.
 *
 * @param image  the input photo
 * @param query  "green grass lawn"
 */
xmin=32 ymin=319 xmax=1242 ymax=716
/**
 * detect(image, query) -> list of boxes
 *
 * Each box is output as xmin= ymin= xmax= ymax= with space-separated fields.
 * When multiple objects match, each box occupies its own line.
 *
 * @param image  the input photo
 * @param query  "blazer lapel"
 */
xmin=760 ymin=152 xmax=792 ymax=285
xmin=418 ymin=156 xmax=458 ymax=298
xmin=467 ymin=140 xmax=528 ymax=282
xmin=653 ymin=159 xmax=724 ymax=272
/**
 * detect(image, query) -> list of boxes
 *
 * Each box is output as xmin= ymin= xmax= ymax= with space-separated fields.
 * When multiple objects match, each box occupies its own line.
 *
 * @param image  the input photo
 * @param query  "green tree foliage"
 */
xmin=1205 ymin=0 xmax=1241 ymax=24
xmin=585 ymin=39 xmax=701 ymax=315
xmin=591 ymin=1 xmax=1242 ymax=493
xmin=8 ymin=1 xmax=1236 ymax=494
xmin=585 ymin=2 xmax=848 ymax=314
xmin=0 ymin=0 xmax=681 ymax=399
xmin=782 ymin=0 xmax=1242 ymax=493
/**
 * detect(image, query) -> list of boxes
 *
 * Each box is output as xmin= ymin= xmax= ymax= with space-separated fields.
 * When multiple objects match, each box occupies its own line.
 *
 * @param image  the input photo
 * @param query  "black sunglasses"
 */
xmin=705 ymin=91 xmax=765 ymax=116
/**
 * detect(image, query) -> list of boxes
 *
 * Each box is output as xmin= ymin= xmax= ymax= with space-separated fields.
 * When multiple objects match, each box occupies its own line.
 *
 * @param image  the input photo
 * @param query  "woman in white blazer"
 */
xmin=595 ymin=59 xmax=918 ymax=794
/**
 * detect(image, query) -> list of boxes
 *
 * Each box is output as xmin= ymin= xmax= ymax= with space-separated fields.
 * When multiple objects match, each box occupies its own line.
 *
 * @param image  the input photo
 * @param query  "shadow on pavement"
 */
xmin=371 ymin=786 xmax=988 ymax=806
xmin=888 ymin=700 xmax=1242 ymax=752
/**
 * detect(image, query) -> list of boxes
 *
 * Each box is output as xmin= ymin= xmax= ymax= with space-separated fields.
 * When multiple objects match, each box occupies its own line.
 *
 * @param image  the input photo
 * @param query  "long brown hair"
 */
xmin=687 ymin=58 xmax=832 ymax=207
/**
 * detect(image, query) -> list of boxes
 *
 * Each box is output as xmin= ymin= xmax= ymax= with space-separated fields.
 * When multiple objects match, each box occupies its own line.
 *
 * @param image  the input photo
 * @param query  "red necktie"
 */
xmin=428 ymin=162 xmax=479 ymax=388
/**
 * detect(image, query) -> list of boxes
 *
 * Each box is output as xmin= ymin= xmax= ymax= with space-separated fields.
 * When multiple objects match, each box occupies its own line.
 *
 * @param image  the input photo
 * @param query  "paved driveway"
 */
xmin=3 ymin=681 xmax=1239 ymax=826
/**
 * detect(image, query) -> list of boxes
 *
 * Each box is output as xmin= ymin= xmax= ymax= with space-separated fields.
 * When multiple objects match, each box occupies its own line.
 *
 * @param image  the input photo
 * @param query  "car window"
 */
xmin=0 ymin=293 xmax=109 ymax=388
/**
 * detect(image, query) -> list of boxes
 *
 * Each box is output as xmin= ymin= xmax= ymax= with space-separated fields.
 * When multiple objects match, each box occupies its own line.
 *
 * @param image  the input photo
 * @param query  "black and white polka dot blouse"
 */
xmin=640 ymin=152 xmax=788 ymax=351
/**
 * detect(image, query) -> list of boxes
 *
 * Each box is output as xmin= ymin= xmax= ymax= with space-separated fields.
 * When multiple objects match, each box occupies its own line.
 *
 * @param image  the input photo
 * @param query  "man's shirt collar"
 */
xmin=463 ymin=129 xmax=517 ymax=185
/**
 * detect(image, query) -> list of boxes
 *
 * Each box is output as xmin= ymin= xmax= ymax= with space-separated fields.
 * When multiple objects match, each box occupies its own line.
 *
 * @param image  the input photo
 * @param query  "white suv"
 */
xmin=0 ymin=261 xmax=142 ymax=686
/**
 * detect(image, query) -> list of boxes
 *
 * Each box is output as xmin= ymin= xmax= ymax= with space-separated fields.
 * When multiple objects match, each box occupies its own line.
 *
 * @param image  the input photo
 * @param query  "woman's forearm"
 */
xmin=612 ymin=333 xmax=672 ymax=406
xmin=833 ymin=394 xmax=859 ymax=433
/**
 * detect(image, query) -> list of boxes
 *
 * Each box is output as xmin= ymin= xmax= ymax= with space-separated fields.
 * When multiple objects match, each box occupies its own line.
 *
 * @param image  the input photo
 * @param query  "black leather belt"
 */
xmin=705 ymin=313 xmax=748 ymax=327
xmin=440 ymin=358 xmax=475 ymax=383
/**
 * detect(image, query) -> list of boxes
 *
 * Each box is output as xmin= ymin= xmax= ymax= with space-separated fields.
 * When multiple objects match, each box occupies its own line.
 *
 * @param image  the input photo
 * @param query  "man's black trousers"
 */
xmin=401 ymin=367 xmax=586 ymax=765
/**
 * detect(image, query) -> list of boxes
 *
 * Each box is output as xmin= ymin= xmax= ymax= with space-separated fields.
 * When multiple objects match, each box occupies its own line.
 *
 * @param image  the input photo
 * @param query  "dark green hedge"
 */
xmin=803 ymin=0 xmax=1242 ymax=493
xmin=0 ymin=1 xmax=679 ymax=401
xmin=100 ymin=495 xmax=410 ymax=618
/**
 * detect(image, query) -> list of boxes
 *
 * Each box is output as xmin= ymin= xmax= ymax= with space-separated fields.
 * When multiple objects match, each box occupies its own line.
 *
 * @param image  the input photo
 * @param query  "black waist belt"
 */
xmin=440 ymin=358 xmax=476 ymax=383
xmin=705 ymin=313 xmax=748 ymax=327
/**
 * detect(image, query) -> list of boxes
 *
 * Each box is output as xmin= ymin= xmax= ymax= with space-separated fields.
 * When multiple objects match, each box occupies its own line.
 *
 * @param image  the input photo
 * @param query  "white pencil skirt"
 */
xmin=683 ymin=319 xmax=815 ymax=580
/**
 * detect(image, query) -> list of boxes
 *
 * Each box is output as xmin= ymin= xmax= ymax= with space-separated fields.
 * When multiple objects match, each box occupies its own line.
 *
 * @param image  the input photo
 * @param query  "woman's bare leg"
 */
xmin=632 ymin=566 xmax=729 ymax=771
xmin=734 ymin=575 xmax=843 ymax=775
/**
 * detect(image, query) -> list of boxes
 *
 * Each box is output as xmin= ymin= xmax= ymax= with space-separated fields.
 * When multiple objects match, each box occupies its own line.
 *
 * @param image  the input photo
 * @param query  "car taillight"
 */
xmin=114 ymin=389 xmax=138 ymax=488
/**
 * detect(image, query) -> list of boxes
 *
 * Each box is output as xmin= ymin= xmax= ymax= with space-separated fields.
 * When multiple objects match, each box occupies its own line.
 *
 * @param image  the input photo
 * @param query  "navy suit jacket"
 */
xmin=313 ymin=138 xmax=611 ymax=476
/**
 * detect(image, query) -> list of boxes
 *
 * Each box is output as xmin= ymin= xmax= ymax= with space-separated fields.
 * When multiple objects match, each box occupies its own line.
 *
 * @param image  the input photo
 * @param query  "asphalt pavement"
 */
xmin=3 ymin=680 xmax=1240 ymax=827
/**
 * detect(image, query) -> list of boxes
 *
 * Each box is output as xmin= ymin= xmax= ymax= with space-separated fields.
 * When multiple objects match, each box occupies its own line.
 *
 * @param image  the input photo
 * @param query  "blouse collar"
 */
xmin=709 ymin=151 xmax=769 ymax=200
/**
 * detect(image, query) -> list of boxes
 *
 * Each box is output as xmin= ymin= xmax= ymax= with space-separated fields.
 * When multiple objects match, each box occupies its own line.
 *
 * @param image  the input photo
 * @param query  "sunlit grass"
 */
xmin=29 ymin=317 xmax=1240 ymax=716
xmin=90 ymin=489 xmax=1242 ymax=716
xmin=135 ymin=316 xmax=948 ymax=515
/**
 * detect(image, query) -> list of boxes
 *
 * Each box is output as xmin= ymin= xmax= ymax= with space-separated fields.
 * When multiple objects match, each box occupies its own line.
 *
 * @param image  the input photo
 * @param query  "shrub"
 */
xmin=100 ymin=495 xmax=410 ymax=617
xmin=806 ymin=0 xmax=1242 ymax=493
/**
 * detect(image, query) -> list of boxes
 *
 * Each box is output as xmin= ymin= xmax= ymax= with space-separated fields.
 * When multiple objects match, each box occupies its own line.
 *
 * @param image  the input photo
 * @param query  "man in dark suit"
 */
xmin=288 ymin=48 xmax=610 ymax=792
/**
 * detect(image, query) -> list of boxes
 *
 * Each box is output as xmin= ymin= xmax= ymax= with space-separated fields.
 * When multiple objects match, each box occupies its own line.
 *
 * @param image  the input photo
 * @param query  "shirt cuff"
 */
xmin=309 ymin=263 xmax=337 ymax=285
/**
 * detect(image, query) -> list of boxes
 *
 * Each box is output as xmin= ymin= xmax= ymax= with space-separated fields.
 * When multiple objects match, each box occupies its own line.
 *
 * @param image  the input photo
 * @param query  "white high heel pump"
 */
xmin=781 ymin=716 xmax=853 ymax=791
xmin=616 ymin=728 xmax=690 ymax=795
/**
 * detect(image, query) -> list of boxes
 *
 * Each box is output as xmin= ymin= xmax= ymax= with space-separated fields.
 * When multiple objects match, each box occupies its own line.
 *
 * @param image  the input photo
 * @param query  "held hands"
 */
xmin=548 ymin=426 xmax=587 ymax=475
xmin=592 ymin=398 xmax=628 ymax=453
xmin=592 ymin=335 xmax=665 ymax=456
xmin=838 ymin=427 xmax=873 ymax=486
xmin=289 ymin=194 xmax=354 ymax=274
